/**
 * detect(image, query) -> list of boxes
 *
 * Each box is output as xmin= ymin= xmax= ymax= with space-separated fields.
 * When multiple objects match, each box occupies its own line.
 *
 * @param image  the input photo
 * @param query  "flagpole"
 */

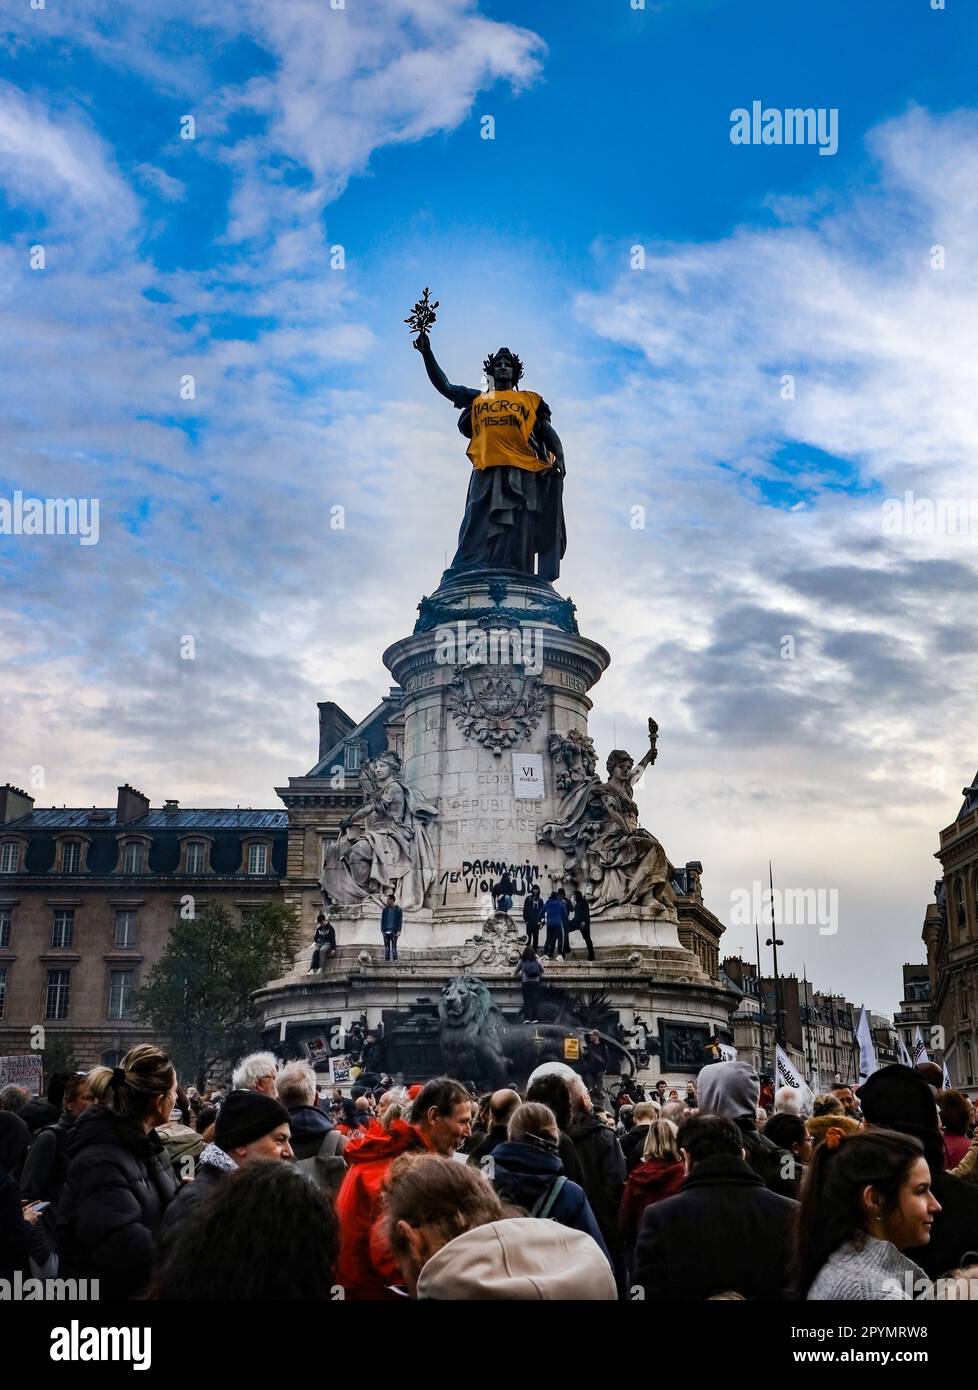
xmin=754 ymin=919 xmax=767 ymax=1081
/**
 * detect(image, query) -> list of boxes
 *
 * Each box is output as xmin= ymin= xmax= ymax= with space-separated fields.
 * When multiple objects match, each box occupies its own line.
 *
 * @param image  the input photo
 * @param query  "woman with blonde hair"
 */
xmin=56 ymin=1045 xmax=179 ymax=1299
xmin=618 ymin=1117 xmax=685 ymax=1251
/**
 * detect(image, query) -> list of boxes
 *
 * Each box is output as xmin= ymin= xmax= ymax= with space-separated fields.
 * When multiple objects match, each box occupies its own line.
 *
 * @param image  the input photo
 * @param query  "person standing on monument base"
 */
xmin=522 ymin=883 xmax=545 ymax=949
xmin=515 ymin=945 xmax=544 ymax=1022
xmin=566 ymin=888 xmax=594 ymax=961
xmin=542 ymin=888 xmax=569 ymax=960
xmin=380 ymin=890 xmax=402 ymax=962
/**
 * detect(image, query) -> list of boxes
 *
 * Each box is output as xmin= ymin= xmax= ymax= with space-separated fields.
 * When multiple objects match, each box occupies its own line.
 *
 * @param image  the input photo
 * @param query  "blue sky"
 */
xmin=2 ymin=0 xmax=978 ymax=1016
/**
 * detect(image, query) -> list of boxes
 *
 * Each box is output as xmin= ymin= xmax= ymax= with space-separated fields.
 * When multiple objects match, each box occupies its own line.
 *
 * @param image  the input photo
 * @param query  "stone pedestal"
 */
xmin=256 ymin=567 xmax=739 ymax=1082
xmin=382 ymin=567 xmax=611 ymax=927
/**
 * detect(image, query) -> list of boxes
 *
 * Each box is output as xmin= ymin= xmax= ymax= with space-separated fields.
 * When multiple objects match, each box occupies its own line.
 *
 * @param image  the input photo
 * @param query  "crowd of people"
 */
xmin=1 ymin=1049 xmax=977 ymax=1301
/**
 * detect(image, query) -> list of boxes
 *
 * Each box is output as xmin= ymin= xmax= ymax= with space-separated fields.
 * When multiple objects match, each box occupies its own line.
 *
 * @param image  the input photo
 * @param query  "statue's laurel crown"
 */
xmin=483 ymin=347 xmax=524 ymax=384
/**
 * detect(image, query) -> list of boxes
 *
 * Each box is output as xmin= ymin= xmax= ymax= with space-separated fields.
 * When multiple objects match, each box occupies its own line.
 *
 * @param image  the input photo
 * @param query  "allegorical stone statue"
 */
xmin=538 ymin=719 xmax=677 ymax=919
xmin=407 ymin=288 xmax=566 ymax=580
xmin=320 ymin=749 xmax=438 ymax=911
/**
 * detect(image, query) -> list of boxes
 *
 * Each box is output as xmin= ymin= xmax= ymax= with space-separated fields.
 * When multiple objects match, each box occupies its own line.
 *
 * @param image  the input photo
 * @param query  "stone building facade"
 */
xmin=0 ymin=782 xmax=286 ymax=1069
xmin=924 ymin=770 xmax=978 ymax=1096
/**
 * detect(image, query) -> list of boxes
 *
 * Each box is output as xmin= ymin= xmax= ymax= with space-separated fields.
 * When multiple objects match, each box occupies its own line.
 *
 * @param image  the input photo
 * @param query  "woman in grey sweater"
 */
xmin=795 ymin=1128 xmax=941 ymax=1300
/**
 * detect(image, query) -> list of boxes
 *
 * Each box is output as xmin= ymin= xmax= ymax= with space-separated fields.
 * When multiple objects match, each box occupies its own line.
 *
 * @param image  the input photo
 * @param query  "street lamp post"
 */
xmin=766 ymin=862 xmax=786 ymax=1050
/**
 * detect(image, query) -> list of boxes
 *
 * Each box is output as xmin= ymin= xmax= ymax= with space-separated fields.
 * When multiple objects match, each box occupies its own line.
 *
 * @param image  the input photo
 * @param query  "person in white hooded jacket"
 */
xmin=384 ymin=1152 xmax=616 ymax=1301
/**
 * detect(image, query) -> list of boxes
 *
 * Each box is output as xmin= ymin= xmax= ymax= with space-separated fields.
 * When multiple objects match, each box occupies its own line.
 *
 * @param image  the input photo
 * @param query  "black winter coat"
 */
xmin=633 ymin=1154 xmax=797 ymax=1300
xmin=55 ymin=1106 xmax=178 ymax=1299
xmin=567 ymin=1110 xmax=626 ymax=1258
xmin=287 ymin=1104 xmax=336 ymax=1162
xmin=157 ymin=1157 xmax=227 ymax=1260
xmin=20 ymin=1108 xmax=76 ymax=1205
xmin=467 ymin=1123 xmax=510 ymax=1170
xmin=622 ymin=1123 xmax=652 ymax=1174
xmin=522 ymin=895 xmax=544 ymax=926
xmin=737 ymin=1118 xmax=796 ymax=1199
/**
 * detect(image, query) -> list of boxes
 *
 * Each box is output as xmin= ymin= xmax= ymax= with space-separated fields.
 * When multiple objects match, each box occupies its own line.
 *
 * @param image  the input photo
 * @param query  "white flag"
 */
xmin=913 ymin=1026 xmax=930 ymax=1067
xmin=775 ymin=1044 xmax=814 ymax=1107
xmin=897 ymin=1034 xmax=913 ymax=1068
xmin=719 ymin=1043 xmax=738 ymax=1062
xmin=942 ymin=1058 xmax=952 ymax=1089
xmin=856 ymin=1007 xmax=878 ymax=1084
xmin=810 ymin=1065 xmax=821 ymax=1095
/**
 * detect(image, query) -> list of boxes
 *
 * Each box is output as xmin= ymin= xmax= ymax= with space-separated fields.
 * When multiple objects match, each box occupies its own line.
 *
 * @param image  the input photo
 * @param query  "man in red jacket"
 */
xmin=334 ymin=1076 xmax=472 ymax=1300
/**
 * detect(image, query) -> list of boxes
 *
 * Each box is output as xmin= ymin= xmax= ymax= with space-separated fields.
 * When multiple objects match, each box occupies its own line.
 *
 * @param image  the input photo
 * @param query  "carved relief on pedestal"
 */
xmin=446 ymin=663 xmax=546 ymax=756
xmin=451 ymin=912 xmax=525 ymax=969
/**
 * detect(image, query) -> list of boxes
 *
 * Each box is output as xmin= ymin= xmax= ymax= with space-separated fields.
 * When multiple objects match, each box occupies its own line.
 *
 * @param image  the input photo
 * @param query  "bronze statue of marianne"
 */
xmin=408 ymin=292 xmax=567 ymax=581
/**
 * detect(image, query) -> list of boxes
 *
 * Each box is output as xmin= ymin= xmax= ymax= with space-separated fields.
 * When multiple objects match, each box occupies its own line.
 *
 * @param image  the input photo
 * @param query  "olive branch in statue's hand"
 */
xmin=406 ymin=287 xmax=438 ymax=350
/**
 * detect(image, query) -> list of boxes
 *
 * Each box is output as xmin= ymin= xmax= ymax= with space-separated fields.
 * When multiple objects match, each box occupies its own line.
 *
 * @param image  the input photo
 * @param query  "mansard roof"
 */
xmin=958 ymin=770 xmax=978 ymax=820
xmin=6 ymin=808 xmax=287 ymax=831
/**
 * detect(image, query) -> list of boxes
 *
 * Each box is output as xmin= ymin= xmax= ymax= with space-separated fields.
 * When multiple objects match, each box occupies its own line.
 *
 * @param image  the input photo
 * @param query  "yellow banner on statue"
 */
xmin=563 ymin=1036 xmax=580 ymax=1061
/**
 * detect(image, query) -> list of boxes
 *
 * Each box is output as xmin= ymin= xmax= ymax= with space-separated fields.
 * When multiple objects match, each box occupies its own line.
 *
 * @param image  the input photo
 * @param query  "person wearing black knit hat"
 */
xmin=159 ymin=1090 xmax=293 ymax=1255
xmin=859 ymin=1064 xmax=978 ymax=1278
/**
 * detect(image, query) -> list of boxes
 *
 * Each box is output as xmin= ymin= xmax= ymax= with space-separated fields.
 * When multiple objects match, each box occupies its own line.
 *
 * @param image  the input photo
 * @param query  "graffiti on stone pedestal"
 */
xmin=437 ymin=859 xmax=541 ymax=907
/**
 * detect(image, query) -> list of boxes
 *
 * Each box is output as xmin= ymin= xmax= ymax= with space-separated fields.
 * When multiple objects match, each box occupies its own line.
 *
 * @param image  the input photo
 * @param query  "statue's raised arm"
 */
xmin=405 ymin=288 xmax=568 ymax=582
xmin=413 ymin=327 xmax=480 ymax=409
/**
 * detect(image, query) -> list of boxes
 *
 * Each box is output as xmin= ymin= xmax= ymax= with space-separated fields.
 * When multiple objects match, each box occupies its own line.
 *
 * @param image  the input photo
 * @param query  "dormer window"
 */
xmin=185 ymin=841 xmax=205 ymax=874
xmin=117 ymin=840 xmax=149 ymax=875
xmin=344 ymin=742 xmax=360 ymax=772
xmin=0 ymin=842 xmax=20 ymax=874
xmin=61 ymin=841 xmax=81 ymax=874
xmin=247 ymin=843 xmax=267 ymax=876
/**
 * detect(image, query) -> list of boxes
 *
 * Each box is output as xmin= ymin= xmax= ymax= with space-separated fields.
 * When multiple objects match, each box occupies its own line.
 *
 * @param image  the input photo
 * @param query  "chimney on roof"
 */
xmin=163 ymin=799 xmax=179 ymax=813
xmin=318 ymin=701 xmax=355 ymax=763
xmin=117 ymin=784 xmax=150 ymax=823
xmin=0 ymin=784 xmax=34 ymax=824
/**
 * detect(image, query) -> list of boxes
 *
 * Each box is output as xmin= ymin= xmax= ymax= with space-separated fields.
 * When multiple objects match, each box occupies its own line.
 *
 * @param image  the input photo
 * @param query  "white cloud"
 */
xmin=0 ymin=80 xmax=139 ymax=236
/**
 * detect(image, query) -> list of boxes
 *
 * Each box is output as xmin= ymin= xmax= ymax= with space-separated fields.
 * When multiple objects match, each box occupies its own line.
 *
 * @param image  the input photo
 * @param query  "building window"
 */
xmin=108 ymin=969 xmax=135 ymax=1020
xmin=61 ymin=841 xmax=81 ymax=874
xmin=344 ymin=743 xmax=360 ymax=771
xmin=101 ymin=1049 xmax=123 ymax=1069
xmin=0 ymin=842 xmax=19 ymax=874
xmin=0 ymin=908 xmax=10 ymax=948
xmin=185 ymin=841 xmax=205 ymax=874
xmin=114 ymin=910 xmax=137 ymax=949
xmin=122 ymin=843 xmax=144 ymax=874
xmin=45 ymin=969 xmax=70 ymax=1020
xmin=247 ymin=843 xmax=268 ymax=876
xmin=0 ymin=966 xmax=6 ymax=1017
xmin=51 ymin=909 xmax=75 ymax=949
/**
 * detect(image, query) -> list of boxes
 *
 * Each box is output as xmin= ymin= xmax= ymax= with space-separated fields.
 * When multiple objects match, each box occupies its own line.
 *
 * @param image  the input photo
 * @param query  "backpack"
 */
xmin=530 ymin=1174 xmax=566 ymax=1220
xmin=295 ymin=1128 xmax=347 ymax=1199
